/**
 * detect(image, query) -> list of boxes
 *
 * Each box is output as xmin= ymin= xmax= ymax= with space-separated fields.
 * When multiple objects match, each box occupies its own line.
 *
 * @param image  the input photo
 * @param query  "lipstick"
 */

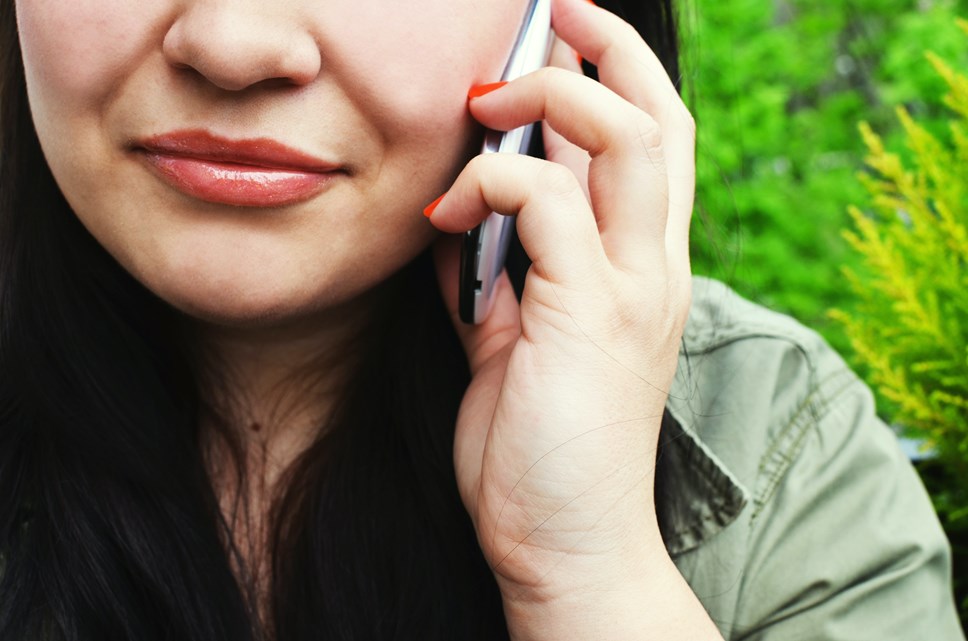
xmin=136 ymin=130 xmax=342 ymax=208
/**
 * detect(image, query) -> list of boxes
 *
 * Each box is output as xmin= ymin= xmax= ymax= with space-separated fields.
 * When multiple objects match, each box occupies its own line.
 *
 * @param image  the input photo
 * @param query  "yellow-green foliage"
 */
xmin=831 ymin=18 xmax=968 ymax=523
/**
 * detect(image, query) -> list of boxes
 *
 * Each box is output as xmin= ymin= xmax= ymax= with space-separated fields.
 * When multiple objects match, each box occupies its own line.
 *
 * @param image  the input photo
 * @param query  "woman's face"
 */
xmin=15 ymin=0 xmax=525 ymax=326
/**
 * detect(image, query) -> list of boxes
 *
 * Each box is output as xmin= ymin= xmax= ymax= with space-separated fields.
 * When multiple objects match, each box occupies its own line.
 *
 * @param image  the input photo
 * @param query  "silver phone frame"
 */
xmin=458 ymin=0 xmax=553 ymax=325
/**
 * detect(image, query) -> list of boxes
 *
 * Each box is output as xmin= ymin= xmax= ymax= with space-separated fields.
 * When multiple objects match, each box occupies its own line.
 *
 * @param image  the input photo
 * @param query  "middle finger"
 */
xmin=552 ymin=0 xmax=696 ymax=262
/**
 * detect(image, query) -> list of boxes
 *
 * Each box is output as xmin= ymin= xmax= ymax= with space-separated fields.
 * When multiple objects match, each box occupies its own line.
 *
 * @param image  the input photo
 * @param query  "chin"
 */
xmin=120 ymin=230 xmax=427 ymax=330
xmin=170 ymin=293 xmax=310 ymax=329
xmin=140 ymin=267 xmax=340 ymax=329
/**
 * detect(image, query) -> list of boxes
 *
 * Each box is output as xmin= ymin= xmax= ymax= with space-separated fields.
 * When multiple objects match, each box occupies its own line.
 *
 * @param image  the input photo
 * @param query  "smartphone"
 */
xmin=458 ymin=0 xmax=553 ymax=325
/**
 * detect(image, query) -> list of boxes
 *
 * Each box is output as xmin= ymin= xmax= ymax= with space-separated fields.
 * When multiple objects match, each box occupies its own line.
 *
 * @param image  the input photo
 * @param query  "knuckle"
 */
xmin=466 ymin=152 xmax=493 ymax=176
xmin=622 ymin=268 xmax=689 ymax=330
xmin=534 ymin=161 xmax=581 ymax=200
xmin=614 ymin=113 xmax=665 ymax=169
xmin=611 ymin=293 xmax=649 ymax=334
xmin=629 ymin=113 xmax=664 ymax=154
xmin=534 ymin=65 xmax=571 ymax=91
xmin=606 ymin=273 xmax=658 ymax=329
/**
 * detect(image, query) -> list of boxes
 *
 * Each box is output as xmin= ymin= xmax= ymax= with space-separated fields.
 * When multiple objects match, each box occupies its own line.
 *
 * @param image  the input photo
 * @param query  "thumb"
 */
xmin=431 ymin=233 xmax=522 ymax=376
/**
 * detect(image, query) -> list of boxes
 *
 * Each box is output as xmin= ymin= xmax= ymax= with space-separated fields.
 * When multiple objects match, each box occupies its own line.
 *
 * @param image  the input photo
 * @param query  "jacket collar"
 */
xmin=656 ymin=399 xmax=749 ymax=556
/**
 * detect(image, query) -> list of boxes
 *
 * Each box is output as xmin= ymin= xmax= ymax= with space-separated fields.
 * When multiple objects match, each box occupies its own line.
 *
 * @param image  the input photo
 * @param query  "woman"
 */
xmin=0 ymin=0 xmax=961 ymax=639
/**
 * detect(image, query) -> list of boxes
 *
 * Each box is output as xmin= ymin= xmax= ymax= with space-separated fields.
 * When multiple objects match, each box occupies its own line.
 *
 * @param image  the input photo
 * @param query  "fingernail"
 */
xmin=423 ymin=192 xmax=446 ymax=218
xmin=574 ymin=49 xmax=583 ymax=66
xmin=467 ymin=81 xmax=508 ymax=100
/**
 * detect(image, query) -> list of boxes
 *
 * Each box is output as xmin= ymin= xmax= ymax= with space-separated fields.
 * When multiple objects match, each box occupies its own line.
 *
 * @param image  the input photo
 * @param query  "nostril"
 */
xmin=162 ymin=9 xmax=322 ymax=92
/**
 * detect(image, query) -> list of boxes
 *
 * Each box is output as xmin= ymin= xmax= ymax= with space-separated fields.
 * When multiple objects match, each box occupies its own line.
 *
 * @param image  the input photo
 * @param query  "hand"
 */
xmin=426 ymin=0 xmax=698 ymax=623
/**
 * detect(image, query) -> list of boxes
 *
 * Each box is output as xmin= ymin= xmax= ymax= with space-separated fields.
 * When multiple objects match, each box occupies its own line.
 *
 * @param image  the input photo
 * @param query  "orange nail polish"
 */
xmin=467 ymin=81 xmax=508 ymax=100
xmin=575 ymin=49 xmax=583 ymax=66
xmin=423 ymin=193 xmax=446 ymax=218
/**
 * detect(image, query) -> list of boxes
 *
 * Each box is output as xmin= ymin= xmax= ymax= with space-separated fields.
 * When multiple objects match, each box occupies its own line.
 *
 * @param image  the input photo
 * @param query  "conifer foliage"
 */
xmin=832 ymin=18 xmax=968 ymax=622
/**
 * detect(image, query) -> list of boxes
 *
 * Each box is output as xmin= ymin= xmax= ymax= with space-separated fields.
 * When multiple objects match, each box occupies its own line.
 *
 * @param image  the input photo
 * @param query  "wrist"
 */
xmin=499 ymin=548 xmax=724 ymax=641
xmin=493 ymin=511 xmax=665 ymax=607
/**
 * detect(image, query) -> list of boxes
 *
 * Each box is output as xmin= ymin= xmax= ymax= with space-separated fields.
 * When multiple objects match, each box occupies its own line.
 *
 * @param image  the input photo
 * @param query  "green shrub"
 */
xmin=830 ymin=18 xmax=968 ymax=620
xmin=684 ymin=0 xmax=968 ymax=356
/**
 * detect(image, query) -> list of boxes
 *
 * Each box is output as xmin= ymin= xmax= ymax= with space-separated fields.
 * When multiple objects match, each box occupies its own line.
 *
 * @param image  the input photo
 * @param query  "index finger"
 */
xmin=469 ymin=66 xmax=670 ymax=274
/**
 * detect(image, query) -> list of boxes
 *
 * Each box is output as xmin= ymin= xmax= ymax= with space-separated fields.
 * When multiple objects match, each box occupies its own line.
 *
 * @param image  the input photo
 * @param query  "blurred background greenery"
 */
xmin=678 ymin=0 xmax=968 ymax=627
xmin=682 ymin=0 xmax=967 ymax=355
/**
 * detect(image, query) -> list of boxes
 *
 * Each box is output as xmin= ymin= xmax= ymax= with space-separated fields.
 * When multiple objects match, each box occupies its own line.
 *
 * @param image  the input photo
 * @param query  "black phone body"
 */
xmin=458 ymin=0 xmax=553 ymax=325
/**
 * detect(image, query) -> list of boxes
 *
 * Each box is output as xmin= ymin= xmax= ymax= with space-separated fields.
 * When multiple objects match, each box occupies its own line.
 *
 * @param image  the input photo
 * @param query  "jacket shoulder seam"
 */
xmin=750 ymin=367 xmax=861 ymax=523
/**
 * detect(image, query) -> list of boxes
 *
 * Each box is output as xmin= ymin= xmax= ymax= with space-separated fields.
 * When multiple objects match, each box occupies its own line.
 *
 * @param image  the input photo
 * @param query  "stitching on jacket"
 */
xmin=750 ymin=368 xmax=859 ymax=524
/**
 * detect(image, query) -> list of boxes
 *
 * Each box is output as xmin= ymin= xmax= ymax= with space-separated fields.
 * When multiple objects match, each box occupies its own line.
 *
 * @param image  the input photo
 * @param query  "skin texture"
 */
xmin=16 ymin=0 xmax=527 ymax=510
xmin=17 ymin=0 xmax=524 ymax=328
xmin=16 ymin=0 xmax=724 ymax=638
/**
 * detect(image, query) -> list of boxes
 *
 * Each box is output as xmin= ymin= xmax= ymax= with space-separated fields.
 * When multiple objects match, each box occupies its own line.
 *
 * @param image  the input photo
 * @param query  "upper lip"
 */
xmin=136 ymin=129 xmax=342 ymax=173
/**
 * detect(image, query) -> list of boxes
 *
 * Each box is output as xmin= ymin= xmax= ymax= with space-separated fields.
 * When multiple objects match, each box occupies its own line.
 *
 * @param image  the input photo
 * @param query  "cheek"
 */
xmin=323 ymin=2 xmax=522 ymax=148
xmin=15 ymin=0 xmax=174 ymax=247
xmin=16 ymin=1 xmax=164 ymax=110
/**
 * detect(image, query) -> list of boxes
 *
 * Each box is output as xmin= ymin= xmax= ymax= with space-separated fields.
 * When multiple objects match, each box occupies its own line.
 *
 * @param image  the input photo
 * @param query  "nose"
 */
xmin=162 ymin=3 xmax=322 ymax=91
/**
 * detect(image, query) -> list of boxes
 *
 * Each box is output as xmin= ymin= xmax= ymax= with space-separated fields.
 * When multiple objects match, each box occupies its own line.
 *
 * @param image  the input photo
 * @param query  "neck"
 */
xmin=190 ymin=283 xmax=387 ymax=496
xmin=188 ymin=285 xmax=388 ymax=606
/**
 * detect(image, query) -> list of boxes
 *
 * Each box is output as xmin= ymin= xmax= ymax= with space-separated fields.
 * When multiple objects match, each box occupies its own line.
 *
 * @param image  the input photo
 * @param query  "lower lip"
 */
xmin=142 ymin=153 xmax=339 ymax=207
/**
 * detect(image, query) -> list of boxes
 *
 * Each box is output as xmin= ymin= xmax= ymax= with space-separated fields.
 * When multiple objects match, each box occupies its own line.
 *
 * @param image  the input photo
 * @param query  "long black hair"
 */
xmin=0 ymin=2 xmax=682 ymax=639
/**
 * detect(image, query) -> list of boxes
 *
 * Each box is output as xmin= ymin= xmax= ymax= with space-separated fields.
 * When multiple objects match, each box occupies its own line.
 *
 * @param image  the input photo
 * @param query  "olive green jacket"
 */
xmin=658 ymin=277 xmax=964 ymax=640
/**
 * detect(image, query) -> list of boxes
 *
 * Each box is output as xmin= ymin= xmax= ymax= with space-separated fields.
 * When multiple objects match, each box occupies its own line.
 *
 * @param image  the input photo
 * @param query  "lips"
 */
xmin=136 ymin=130 xmax=343 ymax=207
